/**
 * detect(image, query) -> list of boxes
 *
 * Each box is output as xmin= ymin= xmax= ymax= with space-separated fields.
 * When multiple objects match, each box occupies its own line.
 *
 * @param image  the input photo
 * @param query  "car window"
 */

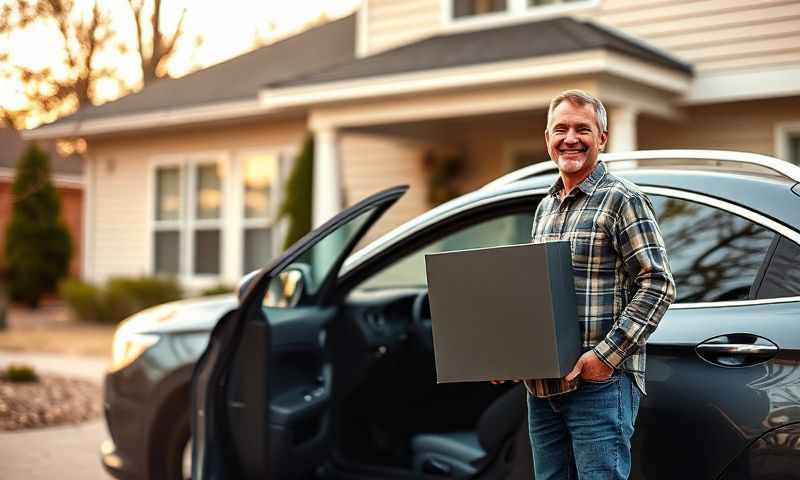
xmin=263 ymin=206 xmax=376 ymax=307
xmin=649 ymin=195 xmax=776 ymax=303
xmin=752 ymin=236 xmax=800 ymax=299
xmin=357 ymin=212 xmax=534 ymax=290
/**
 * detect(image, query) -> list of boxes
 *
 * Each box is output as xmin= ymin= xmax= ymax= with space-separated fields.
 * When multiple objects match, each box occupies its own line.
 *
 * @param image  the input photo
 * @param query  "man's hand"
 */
xmin=490 ymin=379 xmax=521 ymax=385
xmin=565 ymin=350 xmax=614 ymax=382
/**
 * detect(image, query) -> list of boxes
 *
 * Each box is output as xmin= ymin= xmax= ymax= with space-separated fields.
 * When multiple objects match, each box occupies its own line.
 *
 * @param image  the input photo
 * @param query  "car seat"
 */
xmin=411 ymin=385 xmax=526 ymax=477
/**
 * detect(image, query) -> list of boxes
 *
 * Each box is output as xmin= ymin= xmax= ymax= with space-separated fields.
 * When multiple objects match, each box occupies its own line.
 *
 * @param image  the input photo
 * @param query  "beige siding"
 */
xmin=638 ymin=96 xmax=800 ymax=156
xmin=364 ymin=0 xmax=800 ymax=74
xmin=340 ymin=133 xmax=432 ymax=245
xmin=364 ymin=0 xmax=441 ymax=55
xmin=87 ymin=118 xmax=306 ymax=284
xmin=590 ymin=0 xmax=800 ymax=73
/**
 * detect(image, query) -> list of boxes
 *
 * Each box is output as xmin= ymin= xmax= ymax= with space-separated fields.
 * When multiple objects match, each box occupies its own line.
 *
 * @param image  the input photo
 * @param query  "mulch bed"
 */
xmin=0 ymin=375 xmax=102 ymax=431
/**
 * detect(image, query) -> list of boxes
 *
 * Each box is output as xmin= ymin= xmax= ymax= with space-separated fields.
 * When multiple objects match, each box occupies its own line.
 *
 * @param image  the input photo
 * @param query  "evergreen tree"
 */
xmin=5 ymin=144 xmax=72 ymax=307
xmin=279 ymin=135 xmax=314 ymax=250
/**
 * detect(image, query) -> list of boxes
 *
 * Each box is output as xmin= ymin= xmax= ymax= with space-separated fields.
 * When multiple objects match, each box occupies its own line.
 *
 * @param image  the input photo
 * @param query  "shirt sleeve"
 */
xmin=593 ymin=193 xmax=676 ymax=369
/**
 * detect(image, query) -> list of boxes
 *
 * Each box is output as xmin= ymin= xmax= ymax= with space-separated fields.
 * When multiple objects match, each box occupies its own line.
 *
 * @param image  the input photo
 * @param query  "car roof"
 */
xmin=343 ymin=157 xmax=800 ymax=275
xmin=511 ymin=167 xmax=800 ymax=228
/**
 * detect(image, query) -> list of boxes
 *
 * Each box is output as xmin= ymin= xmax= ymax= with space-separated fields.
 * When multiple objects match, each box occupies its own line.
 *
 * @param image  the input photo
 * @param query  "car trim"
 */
xmin=483 ymin=150 xmax=800 ymax=189
xmin=342 ymin=184 xmax=800 ymax=310
xmin=669 ymin=295 xmax=800 ymax=310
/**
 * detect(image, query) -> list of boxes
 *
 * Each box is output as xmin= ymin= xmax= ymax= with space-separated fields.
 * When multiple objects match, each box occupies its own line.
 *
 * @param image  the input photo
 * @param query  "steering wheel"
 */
xmin=411 ymin=291 xmax=435 ymax=352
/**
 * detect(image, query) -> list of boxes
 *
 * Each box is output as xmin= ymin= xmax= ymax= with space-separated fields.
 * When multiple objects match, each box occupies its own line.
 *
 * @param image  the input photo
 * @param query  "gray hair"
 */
xmin=546 ymin=90 xmax=608 ymax=133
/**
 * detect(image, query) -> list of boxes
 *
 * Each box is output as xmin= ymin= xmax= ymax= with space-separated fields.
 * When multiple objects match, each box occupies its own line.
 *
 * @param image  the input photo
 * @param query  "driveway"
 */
xmin=0 ymin=351 xmax=112 ymax=480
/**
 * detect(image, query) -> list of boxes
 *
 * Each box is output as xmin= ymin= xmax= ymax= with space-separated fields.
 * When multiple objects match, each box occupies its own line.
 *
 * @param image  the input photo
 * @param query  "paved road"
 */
xmin=0 ymin=351 xmax=112 ymax=480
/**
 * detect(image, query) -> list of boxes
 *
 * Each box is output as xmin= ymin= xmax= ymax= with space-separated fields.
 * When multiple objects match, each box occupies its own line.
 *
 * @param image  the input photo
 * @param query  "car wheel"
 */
xmin=152 ymin=405 xmax=192 ymax=480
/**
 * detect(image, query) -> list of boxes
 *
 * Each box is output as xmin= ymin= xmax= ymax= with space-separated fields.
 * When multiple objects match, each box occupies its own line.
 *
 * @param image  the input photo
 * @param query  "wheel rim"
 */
xmin=182 ymin=438 xmax=192 ymax=480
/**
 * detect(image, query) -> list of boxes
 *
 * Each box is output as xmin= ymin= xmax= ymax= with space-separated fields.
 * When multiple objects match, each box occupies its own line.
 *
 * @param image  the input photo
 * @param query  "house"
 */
xmin=24 ymin=1 xmax=800 ymax=290
xmin=0 ymin=127 xmax=83 ymax=277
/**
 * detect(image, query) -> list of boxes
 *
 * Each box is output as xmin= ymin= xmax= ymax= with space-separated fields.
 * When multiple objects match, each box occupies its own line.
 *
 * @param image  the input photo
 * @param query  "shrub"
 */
xmin=279 ymin=134 xmax=314 ymax=250
xmin=200 ymin=284 xmax=234 ymax=296
xmin=1 ymin=363 xmax=39 ymax=383
xmin=5 ymin=144 xmax=72 ymax=307
xmin=58 ymin=278 xmax=107 ymax=323
xmin=60 ymin=276 xmax=182 ymax=324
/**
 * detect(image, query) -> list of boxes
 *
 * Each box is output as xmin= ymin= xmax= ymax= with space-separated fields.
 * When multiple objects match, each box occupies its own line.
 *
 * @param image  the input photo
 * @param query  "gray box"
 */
xmin=424 ymin=241 xmax=580 ymax=383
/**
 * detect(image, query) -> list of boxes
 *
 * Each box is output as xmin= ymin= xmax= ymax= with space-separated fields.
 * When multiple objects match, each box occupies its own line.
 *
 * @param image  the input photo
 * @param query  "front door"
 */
xmin=191 ymin=186 xmax=407 ymax=480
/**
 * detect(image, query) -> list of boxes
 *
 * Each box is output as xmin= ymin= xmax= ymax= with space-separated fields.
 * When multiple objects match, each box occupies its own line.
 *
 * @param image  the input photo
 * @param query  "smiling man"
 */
xmin=525 ymin=90 xmax=676 ymax=479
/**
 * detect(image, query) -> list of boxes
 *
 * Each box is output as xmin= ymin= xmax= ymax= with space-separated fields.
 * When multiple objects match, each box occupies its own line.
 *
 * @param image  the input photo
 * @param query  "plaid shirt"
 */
xmin=524 ymin=161 xmax=675 ymax=398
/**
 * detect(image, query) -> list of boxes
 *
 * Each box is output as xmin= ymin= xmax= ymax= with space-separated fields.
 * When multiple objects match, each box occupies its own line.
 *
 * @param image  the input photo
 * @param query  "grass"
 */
xmin=0 ymin=302 xmax=115 ymax=358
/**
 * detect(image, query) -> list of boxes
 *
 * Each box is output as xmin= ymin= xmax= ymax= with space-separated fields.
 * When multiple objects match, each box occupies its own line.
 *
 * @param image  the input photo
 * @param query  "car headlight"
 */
xmin=110 ymin=332 xmax=160 ymax=372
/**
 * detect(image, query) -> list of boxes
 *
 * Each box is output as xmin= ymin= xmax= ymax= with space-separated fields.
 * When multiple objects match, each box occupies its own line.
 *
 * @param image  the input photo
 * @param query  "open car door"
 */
xmin=191 ymin=186 xmax=408 ymax=480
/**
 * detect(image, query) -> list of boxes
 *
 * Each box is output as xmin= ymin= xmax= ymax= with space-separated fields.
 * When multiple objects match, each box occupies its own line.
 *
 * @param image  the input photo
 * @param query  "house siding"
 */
xmin=340 ymin=133 xmax=432 ymax=245
xmin=363 ymin=0 xmax=441 ymax=55
xmin=363 ymin=0 xmax=800 ymax=73
xmin=87 ymin=118 xmax=307 ymax=285
xmin=639 ymin=96 xmax=800 ymax=157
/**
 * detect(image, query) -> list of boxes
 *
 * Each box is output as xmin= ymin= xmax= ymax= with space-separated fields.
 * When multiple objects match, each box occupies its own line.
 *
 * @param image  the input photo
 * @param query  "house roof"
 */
xmin=39 ymin=14 xmax=356 ymax=127
xmin=0 ymin=127 xmax=82 ymax=175
xmin=269 ymin=17 xmax=691 ymax=89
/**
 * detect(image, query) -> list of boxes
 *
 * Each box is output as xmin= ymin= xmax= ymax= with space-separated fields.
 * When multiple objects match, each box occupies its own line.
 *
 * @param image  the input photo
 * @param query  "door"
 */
xmin=191 ymin=186 xmax=408 ymax=480
xmin=630 ymin=192 xmax=800 ymax=479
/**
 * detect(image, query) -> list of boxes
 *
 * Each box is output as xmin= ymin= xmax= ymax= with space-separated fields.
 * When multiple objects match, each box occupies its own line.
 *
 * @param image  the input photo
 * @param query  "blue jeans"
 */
xmin=527 ymin=371 xmax=641 ymax=480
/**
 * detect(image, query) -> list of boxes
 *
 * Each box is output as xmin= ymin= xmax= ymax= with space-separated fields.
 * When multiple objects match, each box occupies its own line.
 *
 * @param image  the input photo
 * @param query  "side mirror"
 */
xmin=237 ymin=263 xmax=312 ymax=307
xmin=263 ymin=266 xmax=307 ymax=308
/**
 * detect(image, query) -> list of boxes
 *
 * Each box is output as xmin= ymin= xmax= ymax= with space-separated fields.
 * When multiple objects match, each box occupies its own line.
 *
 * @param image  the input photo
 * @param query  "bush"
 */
xmin=60 ymin=276 xmax=183 ymax=324
xmin=279 ymin=134 xmax=314 ymax=250
xmin=5 ymin=144 xmax=72 ymax=307
xmin=58 ymin=278 xmax=107 ymax=323
xmin=1 ymin=363 xmax=39 ymax=383
xmin=200 ymin=284 xmax=234 ymax=296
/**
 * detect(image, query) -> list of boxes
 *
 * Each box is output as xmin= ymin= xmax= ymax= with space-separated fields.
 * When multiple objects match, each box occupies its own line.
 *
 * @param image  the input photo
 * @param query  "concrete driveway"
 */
xmin=0 ymin=351 xmax=112 ymax=480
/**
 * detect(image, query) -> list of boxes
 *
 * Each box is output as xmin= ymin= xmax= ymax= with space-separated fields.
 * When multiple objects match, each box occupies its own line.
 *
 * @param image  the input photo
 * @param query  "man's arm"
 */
xmin=592 ymin=193 xmax=676 ymax=369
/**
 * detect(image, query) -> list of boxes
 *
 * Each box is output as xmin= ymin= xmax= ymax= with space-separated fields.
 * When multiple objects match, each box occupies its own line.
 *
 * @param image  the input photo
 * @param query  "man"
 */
xmin=525 ymin=90 xmax=676 ymax=479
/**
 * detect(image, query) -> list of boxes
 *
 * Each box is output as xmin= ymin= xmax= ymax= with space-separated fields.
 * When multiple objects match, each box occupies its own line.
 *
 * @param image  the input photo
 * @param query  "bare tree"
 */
xmin=127 ymin=0 xmax=187 ymax=85
xmin=0 ymin=0 xmax=116 ymax=128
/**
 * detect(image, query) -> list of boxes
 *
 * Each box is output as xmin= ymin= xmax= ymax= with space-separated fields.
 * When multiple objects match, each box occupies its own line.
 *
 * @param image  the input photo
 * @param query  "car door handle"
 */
xmin=696 ymin=344 xmax=778 ymax=355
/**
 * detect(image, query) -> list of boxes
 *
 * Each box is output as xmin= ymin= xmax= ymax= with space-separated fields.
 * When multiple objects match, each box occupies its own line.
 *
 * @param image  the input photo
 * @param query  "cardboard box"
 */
xmin=424 ymin=241 xmax=580 ymax=383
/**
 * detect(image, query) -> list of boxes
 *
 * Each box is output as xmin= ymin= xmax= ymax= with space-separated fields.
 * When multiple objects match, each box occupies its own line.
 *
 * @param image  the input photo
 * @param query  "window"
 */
xmin=453 ymin=0 xmax=506 ymax=18
xmin=358 ymin=211 xmax=534 ymax=290
xmin=447 ymin=0 xmax=594 ymax=23
xmin=241 ymin=152 xmax=284 ymax=273
xmin=152 ymin=156 xmax=225 ymax=278
xmin=154 ymin=166 xmax=182 ymax=274
xmin=789 ymin=133 xmax=800 ymax=166
xmin=649 ymin=195 xmax=775 ymax=303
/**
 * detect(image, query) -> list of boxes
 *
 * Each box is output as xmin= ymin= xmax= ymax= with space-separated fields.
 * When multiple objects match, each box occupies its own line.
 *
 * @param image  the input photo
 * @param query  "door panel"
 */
xmin=632 ymin=300 xmax=800 ymax=479
xmin=192 ymin=186 xmax=408 ymax=480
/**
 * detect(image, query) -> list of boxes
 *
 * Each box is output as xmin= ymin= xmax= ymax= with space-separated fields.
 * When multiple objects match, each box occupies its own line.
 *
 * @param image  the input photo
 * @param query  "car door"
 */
xmin=630 ymin=190 xmax=800 ymax=480
xmin=191 ymin=185 xmax=408 ymax=480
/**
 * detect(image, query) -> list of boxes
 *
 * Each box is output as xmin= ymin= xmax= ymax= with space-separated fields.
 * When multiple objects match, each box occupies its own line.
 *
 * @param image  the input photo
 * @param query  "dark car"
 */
xmin=102 ymin=150 xmax=800 ymax=480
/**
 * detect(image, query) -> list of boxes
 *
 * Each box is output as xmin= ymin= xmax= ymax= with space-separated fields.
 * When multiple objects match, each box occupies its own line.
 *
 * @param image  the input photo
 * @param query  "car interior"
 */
xmin=321 ymin=198 xmax=541 ymax=478
xmin=254 ymin=196 xmax=541 ymax=479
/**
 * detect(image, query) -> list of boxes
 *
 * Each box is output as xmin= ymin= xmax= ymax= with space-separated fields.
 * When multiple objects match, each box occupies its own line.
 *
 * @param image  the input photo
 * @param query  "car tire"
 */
xmin=151 ymin=399 xmax=192 ymax=480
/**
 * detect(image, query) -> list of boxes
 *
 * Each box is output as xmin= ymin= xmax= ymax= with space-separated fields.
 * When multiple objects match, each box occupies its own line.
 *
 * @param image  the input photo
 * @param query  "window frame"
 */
xmin=236 ymin=147 xmax=295 ymax=276
xmin=775 ymin=121 xmax=800 ymax=166
xmin=148 ymin=151 xmax=229 ymax=290
xmin=441 ymin=0 xmax=599 ymax=33
xmin=339 ymin=185 xmax=800 ymax=309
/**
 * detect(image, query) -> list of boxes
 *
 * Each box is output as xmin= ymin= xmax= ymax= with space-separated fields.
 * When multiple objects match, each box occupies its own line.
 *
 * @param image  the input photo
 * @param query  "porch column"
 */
xmin=607 ymin=106 xmax=638 ymax=153
xmin=312 ymin=127 xmax=343 ymax=228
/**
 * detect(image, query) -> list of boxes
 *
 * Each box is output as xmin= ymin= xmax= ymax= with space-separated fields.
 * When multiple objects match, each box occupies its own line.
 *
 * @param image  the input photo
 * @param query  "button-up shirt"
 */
xmin=524 ymin=161 xmax=676 ymax=398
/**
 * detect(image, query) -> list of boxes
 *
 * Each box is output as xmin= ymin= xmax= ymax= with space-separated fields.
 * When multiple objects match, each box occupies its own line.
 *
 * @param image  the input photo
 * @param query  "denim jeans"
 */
xmin=526 ymin=371 xmax=641 ymax=480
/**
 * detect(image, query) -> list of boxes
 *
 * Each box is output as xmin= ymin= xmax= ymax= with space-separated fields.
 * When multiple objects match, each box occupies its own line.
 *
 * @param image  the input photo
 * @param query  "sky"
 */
xmin=0 ymin=0 xmax=361 ymax=127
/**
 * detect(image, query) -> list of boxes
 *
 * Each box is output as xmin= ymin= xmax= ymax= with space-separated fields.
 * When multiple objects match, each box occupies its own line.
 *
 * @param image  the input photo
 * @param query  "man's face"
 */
xmin=545 ymin=100 xmax=608 ymax=176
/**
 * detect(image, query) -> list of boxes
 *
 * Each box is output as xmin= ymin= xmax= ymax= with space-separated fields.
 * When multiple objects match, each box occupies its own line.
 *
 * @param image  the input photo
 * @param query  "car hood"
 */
xmin=117 ymin=294 xmax=239 ymax=336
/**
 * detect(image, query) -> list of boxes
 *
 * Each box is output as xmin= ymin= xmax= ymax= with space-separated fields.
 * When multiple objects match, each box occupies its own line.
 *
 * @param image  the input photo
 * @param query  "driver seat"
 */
xmin=411 ymin=385 xmax=526 ymax=477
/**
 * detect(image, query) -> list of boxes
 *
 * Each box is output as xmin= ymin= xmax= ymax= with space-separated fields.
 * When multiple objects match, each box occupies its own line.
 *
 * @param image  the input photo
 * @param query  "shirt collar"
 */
xmin=548 ymin=160 xmax=607 ymax=198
